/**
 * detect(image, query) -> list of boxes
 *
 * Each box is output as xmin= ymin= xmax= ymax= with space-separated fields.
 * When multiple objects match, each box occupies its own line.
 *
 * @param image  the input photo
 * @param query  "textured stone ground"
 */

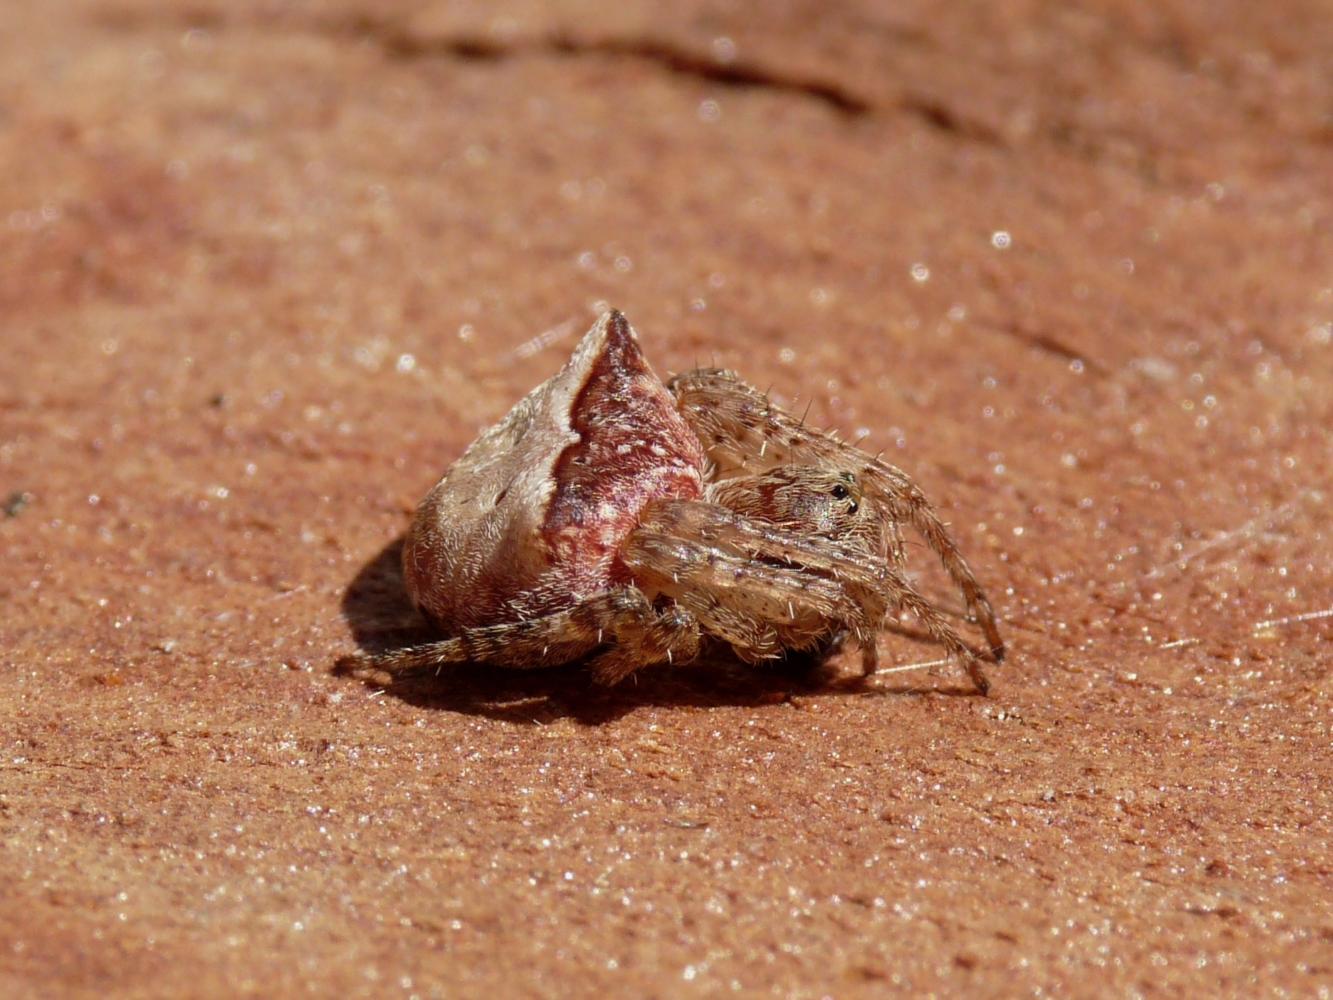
xmin=2 ymin=1 xmax=1330 ymax=996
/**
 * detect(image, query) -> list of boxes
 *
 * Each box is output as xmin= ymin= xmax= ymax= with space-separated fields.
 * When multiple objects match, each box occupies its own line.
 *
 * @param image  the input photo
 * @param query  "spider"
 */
xmin=344 ymin=310 xmax=1005 ymax=693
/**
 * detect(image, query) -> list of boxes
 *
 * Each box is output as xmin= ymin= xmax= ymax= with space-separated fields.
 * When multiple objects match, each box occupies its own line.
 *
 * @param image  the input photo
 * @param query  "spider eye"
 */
xmin=830 ymin=484 xmax=850 ymax=500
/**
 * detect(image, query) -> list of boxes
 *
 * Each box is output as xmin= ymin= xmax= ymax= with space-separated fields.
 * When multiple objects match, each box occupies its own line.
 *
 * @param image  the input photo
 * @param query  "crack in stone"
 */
xmin=565 ymin=36 xmax=873 ymax=116
xmin=359 ymin=19 xmax=1000 ymax=140
xmin=974 ymin=318 xmax=1108 ymax=376
xmin=374 ymin=25 xmax=871 ymax=115
xmin=88 ymin=4 xmax=1002 ymax=139
xmin=89 ymin=6 xmax=999 ymax=140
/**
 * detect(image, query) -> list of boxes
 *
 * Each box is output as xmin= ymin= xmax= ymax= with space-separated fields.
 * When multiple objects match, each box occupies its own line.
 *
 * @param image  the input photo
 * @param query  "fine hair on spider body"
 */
xmin=343 ymin=310 xmax=1005 ymax=694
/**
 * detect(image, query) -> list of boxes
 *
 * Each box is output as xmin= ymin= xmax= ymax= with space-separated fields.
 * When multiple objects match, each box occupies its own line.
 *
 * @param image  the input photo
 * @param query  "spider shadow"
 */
xmin=337 ymin=537 xmax=978 ymax=725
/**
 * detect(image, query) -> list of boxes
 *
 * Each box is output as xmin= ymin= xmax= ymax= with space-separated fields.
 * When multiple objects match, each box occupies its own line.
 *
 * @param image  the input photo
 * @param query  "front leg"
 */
xmin=669 ymin=368 xmax=1006 ymax=663
xmin=629 ymin=498 xmax=992 ymax=693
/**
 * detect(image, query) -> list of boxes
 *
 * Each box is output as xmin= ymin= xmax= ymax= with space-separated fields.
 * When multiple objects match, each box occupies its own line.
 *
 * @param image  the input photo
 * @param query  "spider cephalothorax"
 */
xmin=348 ymin=310 xmax=1005 ymax=693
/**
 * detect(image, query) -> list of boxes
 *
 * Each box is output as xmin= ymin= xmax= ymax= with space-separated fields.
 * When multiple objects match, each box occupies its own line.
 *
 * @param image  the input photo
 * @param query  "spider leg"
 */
xmin=338 ymin=587 xmax=700 ymax=685
xmin=634 ymin=497 xmax=992 ymax=693
xmin=584 ymin=602 xmax=701 ymax=685
xmin=669 ymin=368 xmax=1005 ymax=662
xmin=625 ymin=501 xmax=870 ymax=663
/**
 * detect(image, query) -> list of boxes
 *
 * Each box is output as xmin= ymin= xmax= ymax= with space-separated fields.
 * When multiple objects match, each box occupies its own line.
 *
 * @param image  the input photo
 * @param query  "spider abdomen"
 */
xmin=403 ymin=311 xmax=704 ymax=634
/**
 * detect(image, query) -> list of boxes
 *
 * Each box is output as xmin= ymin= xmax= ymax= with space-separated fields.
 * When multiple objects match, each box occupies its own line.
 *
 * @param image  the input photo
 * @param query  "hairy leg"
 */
xmin=625 ymin=503 xmax=869 ymax=662
xmin=633 ymin=497 xmax=991 ymax=692
xmin=339 ymin=587 xmax=700 ymax=684
xmin=584 ymin=602 xmax=701 ymax=684
xmin=669 ymin=369 xmax=1005 ymax=661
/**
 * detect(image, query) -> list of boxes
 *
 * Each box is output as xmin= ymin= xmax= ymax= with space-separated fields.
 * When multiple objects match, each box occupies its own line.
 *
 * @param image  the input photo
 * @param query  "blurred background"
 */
xmin=2 ymin=2 xmax=1329 ymax=995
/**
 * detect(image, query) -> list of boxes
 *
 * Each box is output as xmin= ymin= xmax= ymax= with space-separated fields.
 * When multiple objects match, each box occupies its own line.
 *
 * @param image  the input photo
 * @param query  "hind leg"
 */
xmin=339 ymin=587 xmax=701 ymax=684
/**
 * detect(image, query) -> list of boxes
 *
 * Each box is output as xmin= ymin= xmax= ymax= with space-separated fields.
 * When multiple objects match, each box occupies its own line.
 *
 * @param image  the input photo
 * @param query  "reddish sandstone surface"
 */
xmin=2 ymin=2 xmax=1329 ymax=996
